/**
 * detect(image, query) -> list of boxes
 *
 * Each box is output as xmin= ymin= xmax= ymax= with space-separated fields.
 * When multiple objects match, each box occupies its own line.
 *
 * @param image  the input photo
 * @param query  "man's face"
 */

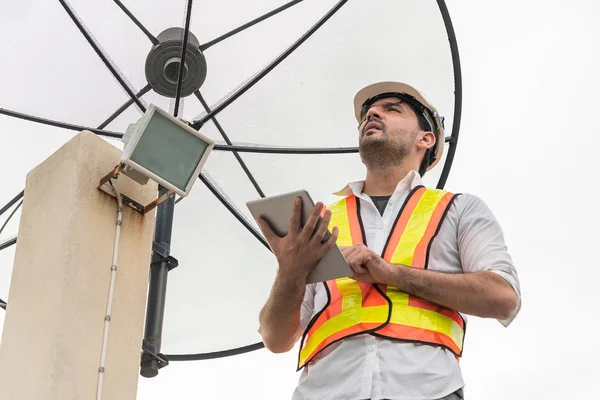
xmin=357 ymin=96 xmax=422 ymax=171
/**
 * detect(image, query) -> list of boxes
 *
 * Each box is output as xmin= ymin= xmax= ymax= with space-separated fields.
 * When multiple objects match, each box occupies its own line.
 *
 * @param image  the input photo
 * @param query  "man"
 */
xmin=256 ymin=82 xmax=521 ymax=400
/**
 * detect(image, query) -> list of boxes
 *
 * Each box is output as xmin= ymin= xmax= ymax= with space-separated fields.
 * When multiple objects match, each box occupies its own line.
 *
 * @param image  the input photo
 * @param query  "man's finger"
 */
xmin=347 ymin=250 xmax=371 ymax=272
xmin=256 ymin=217 xmax=278 ymax=244
xmin=349 ymin=260 xmax=369 ymax=274
xmin=319 ymin=226 xmax=339 ymax=256
xmin=301 ymin=202 xmax=323 ymax=241
xmin=342 ymin=245 xmax=361 ymax=260
xmin=341 ymin=245 xmax=357 ymax=255
xmin=288 ymin=197 xmax=302 ymax=235
xmin=329 ymin=226 xmax=339 ymax=245
xmin=311 ymin=209 xmax=332 ymax=244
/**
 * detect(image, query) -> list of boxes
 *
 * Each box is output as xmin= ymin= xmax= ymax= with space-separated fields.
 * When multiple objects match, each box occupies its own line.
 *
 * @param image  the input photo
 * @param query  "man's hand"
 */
xmin=256 ymin=198 xmax=339 ymax=283
xmin=257 ymin=198 xmax=338 ymax=354
xmin=341 ymin=244 xmax=394 ymax=284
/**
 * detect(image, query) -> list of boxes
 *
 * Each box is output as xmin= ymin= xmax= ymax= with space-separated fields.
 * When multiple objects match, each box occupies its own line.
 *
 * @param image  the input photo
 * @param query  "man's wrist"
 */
xmin=383 ymin=261 xmax=409 ymax=291
xmin=276 ymin=264 xmax=307 ymax=290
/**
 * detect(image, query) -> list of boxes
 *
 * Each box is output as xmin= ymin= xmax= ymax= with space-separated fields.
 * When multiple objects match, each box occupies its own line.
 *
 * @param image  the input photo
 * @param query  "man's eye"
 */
xmin=389 ymin=108 xmax=401 ymax=113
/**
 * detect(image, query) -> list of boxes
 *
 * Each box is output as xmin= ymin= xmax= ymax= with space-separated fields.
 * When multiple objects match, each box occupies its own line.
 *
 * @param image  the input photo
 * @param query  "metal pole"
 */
xmin=140 ymin=187 xmax=175 ymax=378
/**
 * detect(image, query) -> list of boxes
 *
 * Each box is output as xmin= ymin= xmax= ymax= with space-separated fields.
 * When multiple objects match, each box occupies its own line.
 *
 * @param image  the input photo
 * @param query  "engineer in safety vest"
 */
xmin=256 ymin=82 xmax=521 ymax=400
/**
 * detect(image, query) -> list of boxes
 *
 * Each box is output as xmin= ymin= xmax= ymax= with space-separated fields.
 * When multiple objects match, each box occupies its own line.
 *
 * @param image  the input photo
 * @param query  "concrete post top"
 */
xmin=0 ymin=130 xmax=157 ymax=400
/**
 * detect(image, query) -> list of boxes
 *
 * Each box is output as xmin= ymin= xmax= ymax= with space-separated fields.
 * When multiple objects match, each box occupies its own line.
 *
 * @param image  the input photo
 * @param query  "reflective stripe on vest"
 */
xmin=297 ymin=186 xmax=465 ymax=370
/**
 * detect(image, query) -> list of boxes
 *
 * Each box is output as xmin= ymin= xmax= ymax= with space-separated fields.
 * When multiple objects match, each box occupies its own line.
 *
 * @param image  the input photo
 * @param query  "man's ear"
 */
xmin=417 ymin=131 xmax=436 ymax=151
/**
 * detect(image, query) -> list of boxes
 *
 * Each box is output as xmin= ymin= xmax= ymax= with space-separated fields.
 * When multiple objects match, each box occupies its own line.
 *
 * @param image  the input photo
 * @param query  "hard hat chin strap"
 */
xmin=419 ymin=149 xmax=431 ymax=176
xmin=419 ymin=145 xmax=439 ymax=176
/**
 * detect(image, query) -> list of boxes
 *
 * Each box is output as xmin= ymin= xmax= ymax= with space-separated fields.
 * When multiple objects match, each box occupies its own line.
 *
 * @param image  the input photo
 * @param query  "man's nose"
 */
xmin=365 ymin=106 xmax=382 ymax=121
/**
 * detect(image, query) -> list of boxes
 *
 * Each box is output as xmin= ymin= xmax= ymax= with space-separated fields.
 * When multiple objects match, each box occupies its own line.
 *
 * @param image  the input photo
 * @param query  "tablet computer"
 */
xmin=247 ymin=190 xmax=353 ymax=284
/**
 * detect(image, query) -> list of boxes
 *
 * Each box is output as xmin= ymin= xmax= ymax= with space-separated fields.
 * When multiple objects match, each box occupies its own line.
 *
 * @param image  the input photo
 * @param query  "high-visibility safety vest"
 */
xmin=297 ymin=186 xmax=466 ymax=370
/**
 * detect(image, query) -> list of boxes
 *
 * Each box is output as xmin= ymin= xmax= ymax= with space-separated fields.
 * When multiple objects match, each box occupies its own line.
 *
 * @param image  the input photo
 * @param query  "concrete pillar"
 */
xmin=0 ymin=131 xmax=157 ymax=400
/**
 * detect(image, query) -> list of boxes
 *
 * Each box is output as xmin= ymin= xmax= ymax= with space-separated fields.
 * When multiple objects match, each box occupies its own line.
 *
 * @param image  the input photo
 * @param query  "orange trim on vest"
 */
xmin=345 ymin=195 xmax=363 ymax=245
xmin=362 ymin=283 xmax=387 ymax=308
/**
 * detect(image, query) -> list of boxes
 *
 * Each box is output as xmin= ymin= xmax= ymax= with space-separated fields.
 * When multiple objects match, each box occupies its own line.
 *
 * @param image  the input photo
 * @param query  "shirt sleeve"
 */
xmin=300 ymin=283 xmax=317 ymax=330
xmin=456 ymin=193 xmax=522 ymax=327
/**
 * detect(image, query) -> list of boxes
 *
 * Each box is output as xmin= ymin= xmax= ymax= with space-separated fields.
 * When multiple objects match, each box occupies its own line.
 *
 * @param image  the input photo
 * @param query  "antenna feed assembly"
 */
xmin=145 ymin=27 xmax=207 ymax=98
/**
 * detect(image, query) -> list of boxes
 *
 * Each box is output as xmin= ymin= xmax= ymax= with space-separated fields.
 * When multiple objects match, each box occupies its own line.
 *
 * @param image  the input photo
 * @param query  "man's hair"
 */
xmin=402 ymin=102 xmax=436 ymax=176
xmin=403 ymin=101 xmax=431 ymax=133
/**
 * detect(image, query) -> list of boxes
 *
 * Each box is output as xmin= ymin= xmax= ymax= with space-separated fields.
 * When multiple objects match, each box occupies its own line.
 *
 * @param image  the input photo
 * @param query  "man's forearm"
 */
xmin=259 ymin=273 xmax=305 ymax=353
xmin=386 ymin=264 xmax=518 ymax=320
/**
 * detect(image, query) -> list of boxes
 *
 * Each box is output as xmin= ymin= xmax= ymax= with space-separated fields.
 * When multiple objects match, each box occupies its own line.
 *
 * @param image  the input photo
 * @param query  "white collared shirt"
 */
xmin=292 ymin=171 xmax=521 ymax=400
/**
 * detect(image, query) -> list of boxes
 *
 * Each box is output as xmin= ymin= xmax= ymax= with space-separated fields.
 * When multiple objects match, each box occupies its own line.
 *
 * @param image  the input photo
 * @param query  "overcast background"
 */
xmin=1 ymin=0 xmax=600 ymax=399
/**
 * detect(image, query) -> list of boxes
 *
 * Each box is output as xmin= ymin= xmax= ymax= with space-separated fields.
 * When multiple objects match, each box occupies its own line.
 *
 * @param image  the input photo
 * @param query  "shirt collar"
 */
xmin=333 ymin=170 xmax=423 ymax=197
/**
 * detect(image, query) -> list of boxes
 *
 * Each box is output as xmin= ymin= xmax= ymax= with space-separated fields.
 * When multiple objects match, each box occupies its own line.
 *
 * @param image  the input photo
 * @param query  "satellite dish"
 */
xmin=0 ymin=0 xmax=461 ymax=377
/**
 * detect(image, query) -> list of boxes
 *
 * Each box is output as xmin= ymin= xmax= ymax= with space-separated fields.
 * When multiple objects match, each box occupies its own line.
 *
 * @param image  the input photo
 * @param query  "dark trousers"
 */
xmin=376 ymin=387 xmax=465 ymax=400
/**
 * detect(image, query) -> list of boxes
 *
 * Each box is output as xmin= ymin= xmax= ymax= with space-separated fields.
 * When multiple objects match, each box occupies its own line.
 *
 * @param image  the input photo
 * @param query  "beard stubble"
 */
xmin=359 ymin=121 xmax=415 ymax=173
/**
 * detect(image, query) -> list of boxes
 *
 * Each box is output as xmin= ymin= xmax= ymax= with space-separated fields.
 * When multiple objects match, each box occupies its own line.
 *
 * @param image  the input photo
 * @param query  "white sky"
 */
xmin=1 ymin=0 xmax=600 ymax=399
